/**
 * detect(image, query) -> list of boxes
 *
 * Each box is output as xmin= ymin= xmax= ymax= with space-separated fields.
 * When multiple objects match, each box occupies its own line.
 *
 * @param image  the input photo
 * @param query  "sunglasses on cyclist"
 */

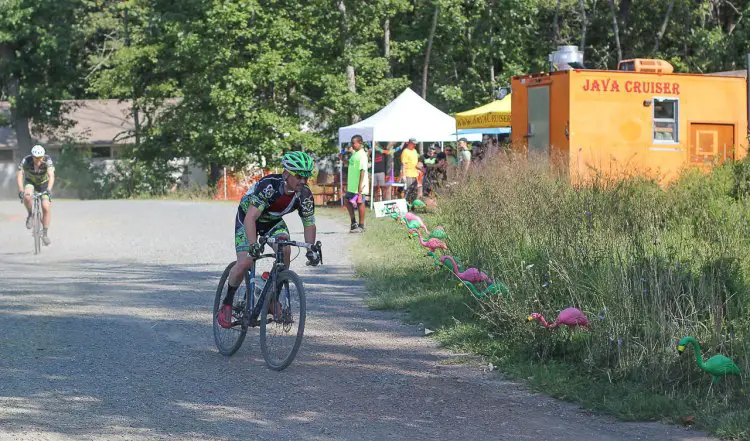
xmin=289 ymin=171 xmax=312 ymax=179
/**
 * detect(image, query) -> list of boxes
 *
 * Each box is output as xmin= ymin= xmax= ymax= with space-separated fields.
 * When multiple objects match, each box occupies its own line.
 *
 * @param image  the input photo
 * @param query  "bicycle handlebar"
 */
xmin=258 ymin=236 xmax=323 ymax=265
xmin=19 ymin=190 xmax=49 ymax=203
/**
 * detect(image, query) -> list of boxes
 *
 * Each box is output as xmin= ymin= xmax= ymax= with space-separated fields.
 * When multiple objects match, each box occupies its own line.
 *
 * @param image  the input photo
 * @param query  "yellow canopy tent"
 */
xmin=455 ymin=95 xmax=511 ymax=129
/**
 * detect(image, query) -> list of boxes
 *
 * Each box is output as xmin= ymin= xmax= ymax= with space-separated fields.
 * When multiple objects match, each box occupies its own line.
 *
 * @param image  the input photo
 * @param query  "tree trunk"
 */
xmin=553 ymin=0 xmax=562 ymax=45
xmin=422 ymin=4 xmax=440 ymax=100
xmin=384 ymin=18 xmax=390 ymax=59
xmin=653 ymin=0 xmax=676 ymax=54
xmin=123 ymin=7 xmax=141 ymax=146
xmin=607 ymin=0 xmax=622 ymax=63
xmin=488 ymin=7 xmax=495 ymax=88
xmin=578 ymin=0 xmax=587 ymax=52
xmin=722 ymin=0 xmax=741 ymax=35
xmin=338 ymin=0 xmax=359 ymax=122
xmin=384 ymin=17 xmax=391 ymax=77
xmin=0 ymin=43 xmax=33 ymax=160
xmin=618 ymin=0 xmax=632 ymax=31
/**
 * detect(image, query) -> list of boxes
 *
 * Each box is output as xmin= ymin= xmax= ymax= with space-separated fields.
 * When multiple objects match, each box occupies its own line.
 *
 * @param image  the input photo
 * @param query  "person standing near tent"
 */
xmin=400 ymin=138 xmax=422 ymax=202
xmin=345 ymin=134 xmax=368 ymax=233
xmin=443 ymin=144 xmax=459 ymax=182
xmin=372 ymin=142 xmax=391 ymax=202
xmin=457 ymin=137 xmax=472 ymax=176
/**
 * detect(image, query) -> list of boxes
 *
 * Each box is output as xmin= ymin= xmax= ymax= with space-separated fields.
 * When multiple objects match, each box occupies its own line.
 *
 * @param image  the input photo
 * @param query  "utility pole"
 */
xmin=123 ymin=5 xmax=141 ymax=145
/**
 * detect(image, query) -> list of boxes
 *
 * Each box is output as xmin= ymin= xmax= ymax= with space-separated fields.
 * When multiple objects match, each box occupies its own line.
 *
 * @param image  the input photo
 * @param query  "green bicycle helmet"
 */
xmin=281 ymin=151 xmax=315 ymax=178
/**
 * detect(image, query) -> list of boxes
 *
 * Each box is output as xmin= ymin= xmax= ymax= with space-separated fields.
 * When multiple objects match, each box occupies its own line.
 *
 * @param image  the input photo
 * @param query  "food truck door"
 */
xmin=527 ymin=86 xmax=550 ymax=163
xmin=688 ymin=123 xmax=735 ymax=166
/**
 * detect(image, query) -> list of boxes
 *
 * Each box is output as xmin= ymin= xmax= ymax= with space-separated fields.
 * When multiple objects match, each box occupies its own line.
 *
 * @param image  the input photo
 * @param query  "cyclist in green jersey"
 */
xmin=219 ymin=151 xmax=320 ymax=328
xmin=17 ymin=145 xmax=55 ymax=246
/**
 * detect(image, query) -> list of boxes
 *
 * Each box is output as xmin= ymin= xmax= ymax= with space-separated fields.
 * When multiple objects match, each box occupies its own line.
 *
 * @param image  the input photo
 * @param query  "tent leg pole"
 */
xmin=339 ymin=150 xmax=344 ymax=207
xmin=371 ymin=138 xmax=376 ymax=211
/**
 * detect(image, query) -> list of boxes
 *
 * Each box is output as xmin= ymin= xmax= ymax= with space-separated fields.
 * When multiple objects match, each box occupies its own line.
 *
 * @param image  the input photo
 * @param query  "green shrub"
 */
xmin=54 ymin=145 xmax=107 ymax=199
xmin=53 ymin=144 xmax=181 ymax=199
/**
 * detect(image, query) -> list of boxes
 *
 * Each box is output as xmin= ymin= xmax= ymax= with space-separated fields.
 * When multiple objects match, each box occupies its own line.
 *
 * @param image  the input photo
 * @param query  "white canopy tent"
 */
xmin=337 ymin=88 xmax=480 ymax=208
xmin=338 ymin=88 xmax=480 ymax=144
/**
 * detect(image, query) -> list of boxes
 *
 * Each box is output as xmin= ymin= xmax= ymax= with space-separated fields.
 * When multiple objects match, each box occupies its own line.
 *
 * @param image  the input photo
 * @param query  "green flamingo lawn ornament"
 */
xmin=408 ymin=199 xmax=427 ymax=212
xmin=403 ymin=219 xmax=427 ymax=232
xmin=677 ymin=336 xmax=741 ymax=395
xmin=426 ymin=251 xmax=465 ymax=272
xmin=408 ymin=227 xmax=447 ymax=240
xmin=462 ymin=280 xmax=510 ymax=299
xmin=426 ymin=251 xmax=442 ymax=270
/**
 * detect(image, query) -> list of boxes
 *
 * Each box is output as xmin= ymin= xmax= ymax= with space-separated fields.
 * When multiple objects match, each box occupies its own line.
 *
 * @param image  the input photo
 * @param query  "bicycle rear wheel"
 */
xmin=32 ymin=201 xmax=41 ymax=255
xmin=213 ymin=261 xmax=252 ymax=356
xmin=260 ymin=270 xmax=306 ymax=371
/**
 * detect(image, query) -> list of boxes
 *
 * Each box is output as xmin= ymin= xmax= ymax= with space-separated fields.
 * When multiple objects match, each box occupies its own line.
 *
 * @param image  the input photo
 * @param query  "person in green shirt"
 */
xmin=444 ymin=144 xmax=459 ymax=182
xmin=345 ymin=134 xmax=369 ymax=233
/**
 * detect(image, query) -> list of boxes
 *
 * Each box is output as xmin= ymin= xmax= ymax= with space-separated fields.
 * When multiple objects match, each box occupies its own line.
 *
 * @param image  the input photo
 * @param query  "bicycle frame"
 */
xmin=242 ymin=236 xmax=322 ymax=327
xmin=244 ymin=248 xmax=286 ymax=326
xmin=30 ymin=191 xmax=48 ymax=255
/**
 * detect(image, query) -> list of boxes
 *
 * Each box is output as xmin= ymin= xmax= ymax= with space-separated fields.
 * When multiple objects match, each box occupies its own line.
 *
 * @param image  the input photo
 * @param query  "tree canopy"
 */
xmin=2 ymin=0 xmax=749 ymax=167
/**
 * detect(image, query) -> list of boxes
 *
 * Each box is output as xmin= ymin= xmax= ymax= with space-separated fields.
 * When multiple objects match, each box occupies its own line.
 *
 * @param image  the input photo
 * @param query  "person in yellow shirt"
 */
xmin=400 ymin=137 xmax=422 ymax=201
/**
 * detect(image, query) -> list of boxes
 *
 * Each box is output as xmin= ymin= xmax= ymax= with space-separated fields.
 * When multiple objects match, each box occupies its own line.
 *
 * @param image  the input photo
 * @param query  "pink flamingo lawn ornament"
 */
xmin=413 ymin=230 xmax=448 ymax=253
xmin=527 ymin=307 xmax=590 ymax=329
xmin=439 ymin=255 xmax=490 ymax=283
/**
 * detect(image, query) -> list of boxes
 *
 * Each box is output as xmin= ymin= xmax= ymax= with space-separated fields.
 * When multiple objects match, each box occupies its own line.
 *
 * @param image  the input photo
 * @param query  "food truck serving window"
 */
xmin=653 ymin=98 xmax=679 ymax=143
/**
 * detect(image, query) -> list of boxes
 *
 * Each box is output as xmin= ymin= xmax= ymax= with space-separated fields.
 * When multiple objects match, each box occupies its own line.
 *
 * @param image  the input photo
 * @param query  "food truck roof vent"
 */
xmin=549 ymin=45 xmax=584 ymax=71
xmin=617 ymin=58 xmax=674 ymax=74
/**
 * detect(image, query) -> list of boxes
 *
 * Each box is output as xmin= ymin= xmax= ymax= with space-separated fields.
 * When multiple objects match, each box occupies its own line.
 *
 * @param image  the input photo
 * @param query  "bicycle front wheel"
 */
xmin=32 ymin=201 xmax=42 ymax=255
xmin=260 ymin=270 xmax=306 ymax=371
xmin=213 ymin=261 xmax=251 ymax=356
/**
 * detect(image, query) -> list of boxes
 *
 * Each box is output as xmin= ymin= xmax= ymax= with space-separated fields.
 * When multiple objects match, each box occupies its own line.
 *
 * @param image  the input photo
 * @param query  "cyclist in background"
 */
xmin=17 ymin=145 xmax=55 ymax=246
xmin=219 ymin=151 xmax=320 ymax=328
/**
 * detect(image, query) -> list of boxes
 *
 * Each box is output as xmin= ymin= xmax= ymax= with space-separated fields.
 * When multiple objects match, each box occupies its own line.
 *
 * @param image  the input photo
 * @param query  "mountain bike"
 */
xmin=212 ymin=235 xmax=323 ymax=371
xmin=29 ymin=191 xmax=48 ymax=255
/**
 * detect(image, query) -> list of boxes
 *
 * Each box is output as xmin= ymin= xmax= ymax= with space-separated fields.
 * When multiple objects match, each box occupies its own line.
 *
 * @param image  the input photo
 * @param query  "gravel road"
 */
xmin=0 ymin=200 xmax=718 ymax=441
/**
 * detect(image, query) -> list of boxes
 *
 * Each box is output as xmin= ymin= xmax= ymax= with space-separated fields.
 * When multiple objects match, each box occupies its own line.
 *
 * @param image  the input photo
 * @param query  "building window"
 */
xmin=653 ymin=98 xmax=678 ymax=143
xmin=91 ymin=146 xmax=112 ymax=158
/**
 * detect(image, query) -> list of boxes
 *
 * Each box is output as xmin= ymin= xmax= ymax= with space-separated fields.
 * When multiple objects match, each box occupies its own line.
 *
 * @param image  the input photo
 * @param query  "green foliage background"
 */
xmin=4 ymin=0 xmax=750 ymax=173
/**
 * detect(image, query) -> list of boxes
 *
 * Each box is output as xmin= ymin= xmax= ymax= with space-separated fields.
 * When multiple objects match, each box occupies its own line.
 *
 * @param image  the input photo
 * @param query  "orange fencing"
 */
xmin=214 ymin=169 xmax=272 ymax=201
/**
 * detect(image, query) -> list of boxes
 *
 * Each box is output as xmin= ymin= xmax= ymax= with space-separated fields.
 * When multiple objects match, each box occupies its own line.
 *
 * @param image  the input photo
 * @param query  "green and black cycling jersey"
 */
xmin=18 ymin=155 xmax=54 ymax=186
xmin=238 ymin=174 xmax=315 ymax=227
xmin=234 ymin=174 xmax=315 ymax=253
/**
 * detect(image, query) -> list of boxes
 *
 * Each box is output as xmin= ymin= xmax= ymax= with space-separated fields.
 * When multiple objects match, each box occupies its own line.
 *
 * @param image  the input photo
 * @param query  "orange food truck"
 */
xmin=511 ymin=51 xmax=748 ymax=185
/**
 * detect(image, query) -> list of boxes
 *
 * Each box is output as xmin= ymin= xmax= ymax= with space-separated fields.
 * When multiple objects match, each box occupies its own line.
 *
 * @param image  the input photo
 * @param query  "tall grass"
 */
xmin=438 ymin=153 xmax=749 ymax=389
xmin=356 ymin=152 xmax=747 ymax=438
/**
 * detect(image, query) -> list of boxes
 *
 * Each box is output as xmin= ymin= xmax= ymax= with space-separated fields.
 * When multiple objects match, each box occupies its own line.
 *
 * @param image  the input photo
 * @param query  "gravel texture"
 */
xmin=0 ymin=200 xmax=718 ymax=441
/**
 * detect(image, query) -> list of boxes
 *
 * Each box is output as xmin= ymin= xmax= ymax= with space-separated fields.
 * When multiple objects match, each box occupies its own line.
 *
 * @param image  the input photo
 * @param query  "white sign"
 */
xmin=374 ymin=199 xmax=408 ymax=218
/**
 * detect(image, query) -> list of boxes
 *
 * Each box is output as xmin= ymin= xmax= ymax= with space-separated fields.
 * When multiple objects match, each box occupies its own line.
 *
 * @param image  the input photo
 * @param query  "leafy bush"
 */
xmin=53 ymin=145 xmax=107 ymax=199
xmin=53 ymin=144 xmax=181 ymax=199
